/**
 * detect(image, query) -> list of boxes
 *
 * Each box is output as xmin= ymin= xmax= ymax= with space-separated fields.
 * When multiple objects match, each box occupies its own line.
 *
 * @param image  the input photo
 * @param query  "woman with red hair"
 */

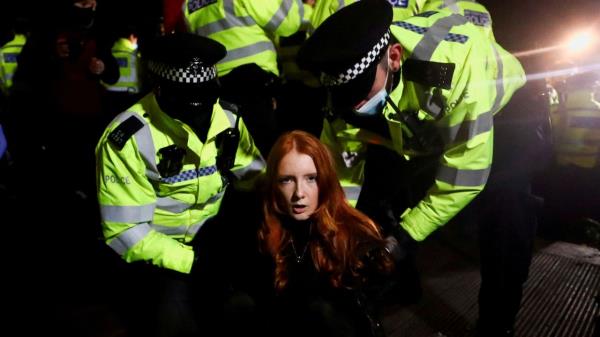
xmin=259 ymin=130 xmax=394 ymax=337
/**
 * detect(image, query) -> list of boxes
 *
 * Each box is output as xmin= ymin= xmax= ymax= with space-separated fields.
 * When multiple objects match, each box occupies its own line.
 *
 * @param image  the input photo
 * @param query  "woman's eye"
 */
xmin=307 ymin=175 xmax=317 ymax=182
xmin=278 ymin=177 xmax=292 ymax=184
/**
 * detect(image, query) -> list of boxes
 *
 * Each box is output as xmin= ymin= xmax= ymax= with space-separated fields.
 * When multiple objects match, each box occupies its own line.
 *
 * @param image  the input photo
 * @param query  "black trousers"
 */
xmin=467 ymin=180 xmax=538 ymax=335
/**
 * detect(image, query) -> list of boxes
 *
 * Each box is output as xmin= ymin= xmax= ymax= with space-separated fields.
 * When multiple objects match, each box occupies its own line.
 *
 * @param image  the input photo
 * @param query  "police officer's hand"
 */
xmin=385 ymin=223 xmax=417 ymax=264
xmin=89 ymin=57 xmax=105 ymax=75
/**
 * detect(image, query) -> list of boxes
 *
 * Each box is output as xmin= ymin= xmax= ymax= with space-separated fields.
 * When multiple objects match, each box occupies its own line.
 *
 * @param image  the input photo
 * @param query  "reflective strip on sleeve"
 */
xmin=156 ymin=197 xmax=193 ymax=213
xmin=108 ymin=223 xmax=152 ymax=255
xmin=442 ymin=110 xmax=493 ymax=144
xmin=157 ymin=190 xmax=225 ymax=214
xmin=150 ymin=216 xmax=215 ymax=237
xmin=100 ymin=203 xmax=156 ymax=223
xmin=436 ymin=165 xmax=490 ymax=186
xmin=121 ymin=112 xmax=160 ymax=181
xmin=231 ymin=158 xmax=266 ymax=179
xmin=150 ymin=223 xmax=188 ymax=236
xmin=264 ymin=0 xmax=299 ymax=33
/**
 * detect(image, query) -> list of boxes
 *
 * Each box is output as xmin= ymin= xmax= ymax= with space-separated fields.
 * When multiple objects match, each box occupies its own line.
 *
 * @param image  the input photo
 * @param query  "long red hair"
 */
xmin=259 ymin=130 xmax=392 ymax=291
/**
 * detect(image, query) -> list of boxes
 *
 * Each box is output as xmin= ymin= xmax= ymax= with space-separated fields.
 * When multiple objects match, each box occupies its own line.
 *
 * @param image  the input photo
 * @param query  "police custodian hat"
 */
xmin=297 ymin=0 xmax=393 ymax=107
xmin=145 ymin=32 xmax=227 ymax=85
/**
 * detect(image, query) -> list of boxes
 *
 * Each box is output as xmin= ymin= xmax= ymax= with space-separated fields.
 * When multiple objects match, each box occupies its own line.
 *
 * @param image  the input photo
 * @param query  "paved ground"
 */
xmin=383 ymin=233 xmax=600 ymax=337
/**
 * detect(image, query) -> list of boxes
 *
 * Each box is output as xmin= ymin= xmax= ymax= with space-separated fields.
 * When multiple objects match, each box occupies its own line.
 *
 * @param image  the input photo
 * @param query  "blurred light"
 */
xmin=513 ymin=28 xmax=598 ymax=58
xmin=565 ymin=31 xmax=594 ymax=54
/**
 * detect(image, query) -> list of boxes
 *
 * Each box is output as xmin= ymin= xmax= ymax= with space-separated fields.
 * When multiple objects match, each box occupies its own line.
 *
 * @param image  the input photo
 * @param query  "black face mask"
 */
xmin=156 ymin=80 xmax=221 ymax=141
xmin=68 ymin=7 xmax=96 ymax=29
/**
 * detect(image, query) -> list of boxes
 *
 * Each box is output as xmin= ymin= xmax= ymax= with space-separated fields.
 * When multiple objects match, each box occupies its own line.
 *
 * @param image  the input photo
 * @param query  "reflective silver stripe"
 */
xmin=442 ymin=110 xmax=493 ymax=144
xmin=231 ymin=158 xmax=266 ymax=179
xmin=343 ymin=185 xmax=362 ymax=201
xmin=100 ymin=203 xmax=156 ymax=223
xmin=337 ymin=0 xmax=345 ymax=9
xmin=443 ymin=0 xmax=460 ymax=12
xmin=156 ymin=197 xmax=193 ymax=213
xmin=223 ymin=0 xmax=234 ymax=13
xmin=298 ymin=0 xmax=305 ymax=27
xmin=412 ymin=14 xmax=468 ymax=61
xmin=194 ymin=0 xmax=257 ymax=36
xmin=436 ymin=165 xmax=490 ymax=186
xmin=150 ymin=223 xmax=188 ymax=236
xmin=264 ymin=0 xmax=297 ymax=33
xmin=156 ymin=190 xmax=225 ymax=215
xmin=221 ymin=41 xmax=276 ymax=63
xmin=222 ymin=108 xmax=237 ymax=127
xmin=108 ymin=223 xmax=152 ymax=255
xmin=491 ymin=43 xmax=505 ymax=115
xmin=105 ymin=86 xmax=133 ymax=92
xmin=194 ymin=15 xmax=256 ymax=35
xmin=130 ymin=114 xmax=160 ymax=181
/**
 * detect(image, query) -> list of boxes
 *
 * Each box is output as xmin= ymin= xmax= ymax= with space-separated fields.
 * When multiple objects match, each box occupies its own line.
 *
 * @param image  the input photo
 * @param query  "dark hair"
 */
xmin=259 ymin=130 xmax=393 ymax=291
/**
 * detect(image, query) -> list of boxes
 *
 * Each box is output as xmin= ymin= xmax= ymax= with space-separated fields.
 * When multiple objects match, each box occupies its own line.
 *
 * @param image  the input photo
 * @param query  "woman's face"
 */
xmin=276 ymin=149 xmax=319 ymax=221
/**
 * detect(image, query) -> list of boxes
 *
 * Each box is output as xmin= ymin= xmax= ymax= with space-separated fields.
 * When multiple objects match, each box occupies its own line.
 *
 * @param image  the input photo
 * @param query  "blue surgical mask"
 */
xmin=354 ymin=87 xmax=388 ymax=116
xmin=353 ymin=49 xmax=391 ymax=116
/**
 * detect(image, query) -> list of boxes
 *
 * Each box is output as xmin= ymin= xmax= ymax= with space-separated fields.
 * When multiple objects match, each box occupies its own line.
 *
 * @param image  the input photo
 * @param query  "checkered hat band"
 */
xmin=323 ymin=30 xmax=391 ymax=86
xmin=148 ymin=60 xmax=217 ymax=84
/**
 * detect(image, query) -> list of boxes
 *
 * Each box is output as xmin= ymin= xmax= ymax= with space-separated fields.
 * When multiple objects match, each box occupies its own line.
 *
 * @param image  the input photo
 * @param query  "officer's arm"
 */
xmin=245 ymin=0 xmax=303 ymax=37
xmin=400 ymin=101 xmax=494 ymax=241
xmin=230 ymin=117 xmax=266 ymax=191
xmin=96 ymin=122 xmax=195 ymax=274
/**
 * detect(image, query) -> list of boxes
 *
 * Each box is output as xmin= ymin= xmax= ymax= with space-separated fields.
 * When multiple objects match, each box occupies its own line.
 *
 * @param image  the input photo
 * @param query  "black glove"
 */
xmin=384 ymin=223 xmax=417 ymax=264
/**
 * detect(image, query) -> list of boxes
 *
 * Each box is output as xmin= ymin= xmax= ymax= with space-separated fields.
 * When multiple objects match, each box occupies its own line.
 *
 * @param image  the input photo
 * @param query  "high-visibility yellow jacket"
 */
xmin=102 ymin=37 xmax=141 ymax=94
xmin=0 ymin=34 xmax=26 ymax=95
xmin=385 ymin=10 xmax=525 ymax=240
xmin=421 ymin=0 xmax=494 ymax=40
xmin=183 ymin=0 xmax=304 ymax=77
xmin=276 ymin=2 xmax=319 ymax=86
xmin=549 ymin=80 xmax=600 ymax=168
xmin=322 ymin=11 xmax=525 ymax=240
xmin=96 ymin=93 xmax=265 ymax=274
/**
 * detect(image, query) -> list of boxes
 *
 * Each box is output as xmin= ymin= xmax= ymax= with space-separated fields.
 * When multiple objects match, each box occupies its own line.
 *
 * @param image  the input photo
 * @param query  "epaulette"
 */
xmin=108 ymin=115 xmax=145 ymax=151
xmin=403 ymin=59 xmax=455 ymax=90
xmin=219 ymin=100 xmax=239 ymax=115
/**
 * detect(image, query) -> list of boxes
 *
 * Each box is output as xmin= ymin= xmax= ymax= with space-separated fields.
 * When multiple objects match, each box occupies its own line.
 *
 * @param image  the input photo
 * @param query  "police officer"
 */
xmin=95 ymin=33 xmax=265 ymax=337
xmin=418 ymin=2 xmax=545 ymax=336
xmin=298 ymin=0 xmax=525 ymax=315
xmin=183 ymin=0 xmax=304 ymax=157
xmin=101 ymin=25 xmax=143 ymax=119
xmin=316 ymin=0 xmax=425 ymax=208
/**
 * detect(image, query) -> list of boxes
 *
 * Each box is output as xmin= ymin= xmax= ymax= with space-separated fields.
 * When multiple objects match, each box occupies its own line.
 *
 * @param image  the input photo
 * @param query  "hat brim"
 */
xmin=329 ymin=63 xmax=378 ymax=110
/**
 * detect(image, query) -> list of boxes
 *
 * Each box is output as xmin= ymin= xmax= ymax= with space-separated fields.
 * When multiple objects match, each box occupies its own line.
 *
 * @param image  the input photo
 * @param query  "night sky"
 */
xmin=481 ymin=0 xmax=600 ymax=75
